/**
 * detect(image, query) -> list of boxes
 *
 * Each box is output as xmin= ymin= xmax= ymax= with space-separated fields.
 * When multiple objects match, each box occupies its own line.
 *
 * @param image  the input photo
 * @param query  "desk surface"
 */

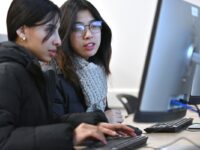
xmin=123 ymin=110 xmax=200 ymax=150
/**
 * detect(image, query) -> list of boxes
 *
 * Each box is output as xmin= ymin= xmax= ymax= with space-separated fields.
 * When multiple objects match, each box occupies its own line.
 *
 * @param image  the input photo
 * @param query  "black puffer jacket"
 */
xmin=0 ymin=41 xmax=108 ymax=150
xmin=0 ymin=41 xmax=74 ymax=150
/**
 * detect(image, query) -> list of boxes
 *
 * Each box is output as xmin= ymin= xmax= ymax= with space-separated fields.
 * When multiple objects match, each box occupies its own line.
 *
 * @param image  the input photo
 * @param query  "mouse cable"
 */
xmin=141 ymin=137 xmax=200 ymax=150
xmin=158 ymin=137 xmax=200 ymax=150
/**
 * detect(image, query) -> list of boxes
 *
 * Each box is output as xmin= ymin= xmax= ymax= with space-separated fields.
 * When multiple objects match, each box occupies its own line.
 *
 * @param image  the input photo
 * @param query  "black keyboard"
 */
xmin=144 ymin=118 xmax=193 ymax=133
xmin=83 ymin=135 xmax=148 ymax=150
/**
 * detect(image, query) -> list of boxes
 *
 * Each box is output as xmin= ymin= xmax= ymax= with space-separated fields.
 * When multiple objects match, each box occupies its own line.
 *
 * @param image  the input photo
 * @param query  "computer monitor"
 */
xmin=189 ymin=65 xmax=200 ymax=104
xmin=134 ymin=0 xmax=200 ymax=122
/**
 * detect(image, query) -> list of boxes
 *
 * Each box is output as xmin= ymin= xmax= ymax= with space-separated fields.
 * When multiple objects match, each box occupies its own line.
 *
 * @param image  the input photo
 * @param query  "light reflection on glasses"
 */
xmin=72 ymin=20 xmax=102 ymax=36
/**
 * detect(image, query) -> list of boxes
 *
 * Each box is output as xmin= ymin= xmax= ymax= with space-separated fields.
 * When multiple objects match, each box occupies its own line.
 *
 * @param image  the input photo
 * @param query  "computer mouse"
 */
xmin=126 ymin=125 xmax=143 ymax=136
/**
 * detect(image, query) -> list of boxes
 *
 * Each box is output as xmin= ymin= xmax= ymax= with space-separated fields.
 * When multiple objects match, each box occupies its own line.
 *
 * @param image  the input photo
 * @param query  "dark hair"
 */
xmin=57 ymin=0 xmax=112 ymax=94
xmin=7 ymin=0 xmax=61 ymax=42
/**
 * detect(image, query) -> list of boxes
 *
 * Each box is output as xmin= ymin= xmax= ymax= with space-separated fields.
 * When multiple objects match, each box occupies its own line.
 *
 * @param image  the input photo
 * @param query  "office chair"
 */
xmin=116 ymin=94 xmax=138 ymax=114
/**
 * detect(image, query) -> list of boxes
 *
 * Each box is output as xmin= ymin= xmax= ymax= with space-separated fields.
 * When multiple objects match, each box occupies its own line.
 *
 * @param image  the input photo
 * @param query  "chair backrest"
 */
xmin=116 ymin=94 xmax=138 ymax=114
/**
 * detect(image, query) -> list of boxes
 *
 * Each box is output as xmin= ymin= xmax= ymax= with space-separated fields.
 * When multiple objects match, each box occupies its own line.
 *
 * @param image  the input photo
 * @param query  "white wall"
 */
xmin=90 ymin=0 xmax=157 ymax=96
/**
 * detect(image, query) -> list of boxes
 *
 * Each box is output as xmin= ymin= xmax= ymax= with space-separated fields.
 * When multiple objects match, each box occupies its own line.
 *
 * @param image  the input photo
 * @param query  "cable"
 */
xmin=142 ymin=137 xmax=200 ymax=150
xmin=170 ymin=99 xmax=200 ymax=115
xmin=158 ymin=137 xmax=200 ymax=150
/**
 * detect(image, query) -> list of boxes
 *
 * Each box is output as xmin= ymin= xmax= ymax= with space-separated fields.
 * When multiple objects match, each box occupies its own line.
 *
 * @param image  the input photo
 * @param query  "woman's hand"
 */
xmin=105 ymin=109 xmax=124 ymax=123
xmin=97 ymin=122 xmax=136 ymax=137
xmin=73 ymin=123 xmax=107 ymax=145
xmin=73 ymin=122 xmax=136 ymax=146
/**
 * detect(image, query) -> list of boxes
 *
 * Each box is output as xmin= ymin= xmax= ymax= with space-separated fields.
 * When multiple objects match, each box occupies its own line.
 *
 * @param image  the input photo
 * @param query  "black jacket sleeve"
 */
xmin=0 ymin=116 xmax=74 ymax=150
xmin=59 ymin=110 xmax=108 ymax=127
xmin=0 ymin=66 xmax=74 ymax=150
xmin=53 ymin=75 xmax=108 ymax=127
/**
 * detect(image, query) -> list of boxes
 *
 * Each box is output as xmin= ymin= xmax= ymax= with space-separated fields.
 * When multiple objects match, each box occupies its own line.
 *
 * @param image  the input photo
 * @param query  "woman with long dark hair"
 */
xmin=55 ymin=0 xmax=123 ymax=123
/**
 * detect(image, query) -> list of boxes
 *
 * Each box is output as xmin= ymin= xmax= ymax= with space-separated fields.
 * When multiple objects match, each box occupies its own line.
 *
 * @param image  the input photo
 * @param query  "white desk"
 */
xmin=123 ymin=110 xmax=200 ymax=150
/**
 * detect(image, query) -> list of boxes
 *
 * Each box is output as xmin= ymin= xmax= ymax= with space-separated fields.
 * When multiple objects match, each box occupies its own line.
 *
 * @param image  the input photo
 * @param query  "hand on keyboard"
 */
xmin=73 ymin=123 xmax=137 ymax=146
xmin=97 ymin=123 xmax=137 ymax=137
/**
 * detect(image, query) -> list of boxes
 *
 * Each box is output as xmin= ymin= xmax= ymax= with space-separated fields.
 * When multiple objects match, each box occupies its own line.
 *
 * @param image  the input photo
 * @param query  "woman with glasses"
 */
xmin=54 ymin=0 xmax=123 ymax=123
xmin=0 ymin=0 xmax=135 ymax=149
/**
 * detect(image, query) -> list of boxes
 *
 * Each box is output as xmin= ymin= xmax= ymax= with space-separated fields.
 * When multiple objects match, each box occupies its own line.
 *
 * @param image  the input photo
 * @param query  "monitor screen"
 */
xmin=134 ymin=0 xmax=200 ymax=122
xmin=190 ymin=65 xmax=200 ymax=104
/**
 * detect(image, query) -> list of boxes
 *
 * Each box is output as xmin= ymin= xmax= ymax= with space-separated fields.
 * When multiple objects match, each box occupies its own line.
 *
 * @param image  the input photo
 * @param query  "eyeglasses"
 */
xmin=72 ymin=20 xmax=102 ymax=36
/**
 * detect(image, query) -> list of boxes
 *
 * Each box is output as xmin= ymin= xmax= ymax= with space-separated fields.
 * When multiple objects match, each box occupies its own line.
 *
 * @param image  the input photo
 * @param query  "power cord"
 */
xmin=158 ymin=137 xmax=200 ymax=150
xmin=142 ymin=137 xmax=200 ymax=150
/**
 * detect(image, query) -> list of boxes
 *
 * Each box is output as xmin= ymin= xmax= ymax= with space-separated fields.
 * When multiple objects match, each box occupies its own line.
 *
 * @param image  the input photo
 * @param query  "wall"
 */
xmin=88 ymin=0 xmax=157 ymax=96
xmin=86 ymin=0 xmax=157 ymax=107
